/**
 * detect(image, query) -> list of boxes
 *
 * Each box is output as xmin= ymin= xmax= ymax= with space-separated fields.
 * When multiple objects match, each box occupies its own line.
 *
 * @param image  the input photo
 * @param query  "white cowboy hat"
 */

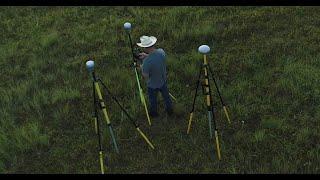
xmin=137 ymin=35 xmax=157 ymax=48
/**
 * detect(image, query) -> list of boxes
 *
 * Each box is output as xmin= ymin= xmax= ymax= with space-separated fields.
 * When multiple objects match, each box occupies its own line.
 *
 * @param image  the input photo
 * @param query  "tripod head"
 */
xmin=86 ymin=60 xmax=95 ymax=73
xmin=124 ymin=22 xmax=132 ymax=31
xmin=133 ymin=45 xmax=144 ymax=59
xmin=198 ymin=45 xmax=210 ymax=54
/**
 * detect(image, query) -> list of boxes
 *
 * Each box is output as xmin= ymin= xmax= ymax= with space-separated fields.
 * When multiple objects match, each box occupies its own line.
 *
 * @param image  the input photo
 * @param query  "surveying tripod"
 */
xmin=87 ymin=60 xmax=155 ymax=174
xmin=186 ymin=45 xmax=231 ymax=160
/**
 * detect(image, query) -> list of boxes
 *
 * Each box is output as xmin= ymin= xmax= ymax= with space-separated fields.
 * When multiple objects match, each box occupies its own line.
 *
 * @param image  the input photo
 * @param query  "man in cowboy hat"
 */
xmin=137 ymin=35 xmax=173 ymax=118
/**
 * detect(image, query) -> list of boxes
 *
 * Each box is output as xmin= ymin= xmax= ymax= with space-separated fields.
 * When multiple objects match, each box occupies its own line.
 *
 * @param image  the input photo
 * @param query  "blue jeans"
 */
xmin=147 ymin=83 xmax=172 ymax=116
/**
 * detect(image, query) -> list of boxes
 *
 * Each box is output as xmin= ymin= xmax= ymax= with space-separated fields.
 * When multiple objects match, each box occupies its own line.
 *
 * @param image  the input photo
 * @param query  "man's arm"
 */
xmin=158 ymin=48 xmax=166 ymax=59
xmin=140 ymin=64 xmax=149 ymax=80
xmin=138 ymin=52 xmax=149 ymax=60
xmin=140 ymin=54 xmax=150 ymax=80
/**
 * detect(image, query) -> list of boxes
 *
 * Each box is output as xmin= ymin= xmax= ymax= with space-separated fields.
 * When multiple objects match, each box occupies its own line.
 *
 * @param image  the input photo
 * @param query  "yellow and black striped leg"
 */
xmin=136 ymin=127 xmax=155 ymax=149
xmin=214 ymin=130 xmax=221 ymax=160
xmin=203 ymin=56 xmax=214 ymax=138
xmin=99 ymin=151 xmax=105 ymax=174
xmin=134 ymin=67 xmax=152 ymax=126
xmin=93 ymin=81 xmax=106 ymax=173
xmin=208 ymin=64 xmax=231 ymax=124
xmin=169 ymin=92 xmax=177 ymax=102
xmin=203 ymin=55 xmax=222 ymax=160
xmin=209 ymin=104 xmax=221 ymax=160
xmin=94 ymin=116 xmax=98 ymax=134
xmin=93 ymin=73 xmax=119 ymax=154
xmin=187 ymin=64 xmax=203 ymax=134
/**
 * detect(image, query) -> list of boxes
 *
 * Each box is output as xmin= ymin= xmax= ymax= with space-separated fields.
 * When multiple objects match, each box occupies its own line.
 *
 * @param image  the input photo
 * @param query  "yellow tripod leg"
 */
xmin=214 ymin=130 xmax=221 ymax=160
xmin=135 ymin=68 xmax=151 ymax=126
xmin=223 ymin=106 xmax=231 ymax=124
xmin=94 ymin=82 xmax=111 ymax=124
xmin=94 ymin=82 xmax=119 ymax=153
xmin=94 ymin=117 xmax=98 ymax=134
xmin=140 ymin=90 xmax=151 ymax=126
xmin=136 ymin=127 xmax=155 ymax=149
xmin=169 ymin=92 xmax=177 ymax=102
xmin=99 ymin=151 xmax=105 ymax=174
xmin=187 ymin=112 xmax=193 ymax=134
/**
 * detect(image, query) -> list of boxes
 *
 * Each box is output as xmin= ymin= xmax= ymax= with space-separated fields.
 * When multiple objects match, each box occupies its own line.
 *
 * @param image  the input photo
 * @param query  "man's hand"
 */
xmin=138 ymin=52 xmax=149 ymax=60
xmin=136 ymin=64 xmax=142 ymax=70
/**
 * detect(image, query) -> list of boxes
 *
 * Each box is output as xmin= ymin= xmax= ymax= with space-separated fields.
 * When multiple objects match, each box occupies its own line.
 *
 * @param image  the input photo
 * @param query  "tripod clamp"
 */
xmin=132 ymin=61 xmax=141 ymax=68
xmin=94 ymin=77 xmax=110 ymax=110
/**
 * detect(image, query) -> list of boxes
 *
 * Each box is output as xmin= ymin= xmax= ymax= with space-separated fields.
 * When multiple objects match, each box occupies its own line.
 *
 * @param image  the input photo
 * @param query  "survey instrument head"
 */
xmin=198 ymin=45 xmax=210 ymax=54
xmin=124 ymin=22 xmax=132 ymax=31
xmin=86 ymin=60 xmax=95 ymax=72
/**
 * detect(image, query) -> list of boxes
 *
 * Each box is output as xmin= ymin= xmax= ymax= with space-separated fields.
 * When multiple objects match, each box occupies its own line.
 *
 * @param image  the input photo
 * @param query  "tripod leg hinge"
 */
xmin=201 ymin=84 xmax=210 ymax=95
xmin=202 ymin=64 xmax=209 ymax=68
xmin=99 ymin=99 xmax=106 ymax=109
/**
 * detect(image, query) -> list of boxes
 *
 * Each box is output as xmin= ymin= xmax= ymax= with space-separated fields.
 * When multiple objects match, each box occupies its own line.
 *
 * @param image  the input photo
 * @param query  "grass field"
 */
xmin=0 ymin=6 xmax=320 ymax=174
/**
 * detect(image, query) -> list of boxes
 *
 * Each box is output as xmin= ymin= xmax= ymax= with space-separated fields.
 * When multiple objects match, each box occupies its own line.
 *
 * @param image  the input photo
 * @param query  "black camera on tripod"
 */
xmin=133 ymin=46 xmax=143 ymax=60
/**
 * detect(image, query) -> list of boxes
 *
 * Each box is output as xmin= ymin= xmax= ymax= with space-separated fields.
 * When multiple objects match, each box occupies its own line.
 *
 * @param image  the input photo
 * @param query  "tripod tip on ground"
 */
xmin=124 ymin=22 xmax=132 ymax=30
xmin=86 ymin=60 xmax=95 ymax=72
xmin=198 ymin=45 xmax=210 ymax=54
